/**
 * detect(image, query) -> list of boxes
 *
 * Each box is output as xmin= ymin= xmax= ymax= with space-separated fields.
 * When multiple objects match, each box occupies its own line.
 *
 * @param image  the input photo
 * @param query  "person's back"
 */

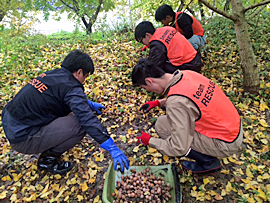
xmin=135 ymin=21 xmax=202 ymax=73
xmin=174 ymin=12 xmax=204 ymax=38
xmin=167 ymin=70 xmax=241 ymax=142
xmin=150 ymin=26 xmax=197 ymax=67
xmin=6 ymin=68 xmax=82 ymax=133
xmin=155 ymin=4 xmax=206 ymax=50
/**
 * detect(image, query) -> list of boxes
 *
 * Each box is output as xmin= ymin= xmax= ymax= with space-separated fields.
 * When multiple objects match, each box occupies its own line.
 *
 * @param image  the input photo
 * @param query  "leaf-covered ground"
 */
xmin=0 ymin=13 xmax=270 ymax=203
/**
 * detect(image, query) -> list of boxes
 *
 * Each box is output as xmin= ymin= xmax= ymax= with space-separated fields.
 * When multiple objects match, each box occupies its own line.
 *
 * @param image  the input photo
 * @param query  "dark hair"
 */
xmin=132 ymin=58 xmax=165 ymax=86
xmin=155 ymin=4 xmax=175 ymax=22
xmin=61 ymin=49 xmax=94 ymax=75
xmin=134 ymin=21 xmax=156 ymax=42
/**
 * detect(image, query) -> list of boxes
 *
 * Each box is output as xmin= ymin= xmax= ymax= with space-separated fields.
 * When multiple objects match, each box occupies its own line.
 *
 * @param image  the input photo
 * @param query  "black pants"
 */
xmin=11 ymin=115 xmax=86 ymax=156
xmin=164 ymin=52 xmax=202 ymax=74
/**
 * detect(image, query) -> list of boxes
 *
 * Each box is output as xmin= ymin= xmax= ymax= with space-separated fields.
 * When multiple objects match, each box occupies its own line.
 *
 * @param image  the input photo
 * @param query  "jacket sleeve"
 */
xmin=177 ymin=13 xmax=193 ymax=39
xmin=149 ymin=40 xmax=168 ymax=70
xmin=64 ymin=87 xmax=110 ymax=144
xmin=149 ymin=96 xmax=199 ymax=157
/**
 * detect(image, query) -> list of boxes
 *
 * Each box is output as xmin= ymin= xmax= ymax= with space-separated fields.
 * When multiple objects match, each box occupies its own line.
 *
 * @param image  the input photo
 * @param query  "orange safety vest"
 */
xmin=149 ymin=26 xmax=197 ymax=66
xmin=175 ymin=12 xmax=204 ymax=37
xmin=167 ymin=70 xmax=240 ymax=142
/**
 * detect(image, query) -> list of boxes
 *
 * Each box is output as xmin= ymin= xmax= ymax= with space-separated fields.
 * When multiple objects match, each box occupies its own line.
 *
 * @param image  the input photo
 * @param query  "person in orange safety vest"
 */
xmin=135 ymin=21 xmax=202 ymax=74
xmin=155 ymin=4 xmax=206 ymax=51
xmin=132 ymin=58 xmax=243 ymax=174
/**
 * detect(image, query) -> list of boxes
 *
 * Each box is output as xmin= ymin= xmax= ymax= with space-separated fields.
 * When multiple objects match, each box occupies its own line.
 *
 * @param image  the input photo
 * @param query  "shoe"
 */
xmin=182 ymin=149 xmax=221 ymax=174
xmin=38 ymin=156 xmax=73 ymax=175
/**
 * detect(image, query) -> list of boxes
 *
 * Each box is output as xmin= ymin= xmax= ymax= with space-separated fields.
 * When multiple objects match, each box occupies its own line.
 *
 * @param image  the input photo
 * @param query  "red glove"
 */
xmin=141 ymin=45 xmax=148 ymax=51
xmin=140 ymin=100 xmax=160 ymax=113
xmin=136 ymin=131 xmax=151 ymax=145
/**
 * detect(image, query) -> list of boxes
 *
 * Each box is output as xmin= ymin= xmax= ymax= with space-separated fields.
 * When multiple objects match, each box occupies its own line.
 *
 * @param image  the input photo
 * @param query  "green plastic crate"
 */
xmin=102 ymin=162 xmax=181 ymax=203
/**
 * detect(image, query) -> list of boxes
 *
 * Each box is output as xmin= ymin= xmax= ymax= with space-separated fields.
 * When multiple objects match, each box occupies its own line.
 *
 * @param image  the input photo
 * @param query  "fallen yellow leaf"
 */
xmin=228 ymin=156 xmax=236 ymax=163
xmin=0 ymin=191 xmax=8 ymax=200
xmin=10 ymin=194 xmax=17 ymax=202
xmin=225 ymin=181 xmax=233 ymax=192
xmin=257 ymin=187 xmax=267 ymax=201
xmin=222 ymin=157 xmax=229 ymax=164
xmin=51 ymin=184 xmax=60 ymax=191
xmin=241 ymin=179 xmax=250 ymax=184
xmin=41 ymin=183 xmax=50 ymax=194
xmin=133 ymin=146 xmax=140 ymax=152
xmin=77 ymin=195 xmax=84 ymax=201
xmin=12 ymin=173 xmax=23 ymax=181
xmin=221 ymin=189 xmax=226 ymax=196
xmin=260 ymin=99 xmax=269 ymax=111
xmin=93 ymin=195 xmax=100 ymax=203
xmin=163 ymin=155 xmax=169 ymax=162
xmin=2 ymin=175 xmax=11 ymax=181
xmin=203 ymin=178 xmax=210 ymax=185
xmin=259 ymin=119 xmax=268 ymax=127
xmin=22 ymin=193 xmax=37 ymax=202
xmin=81 ymin=182 xmax=88 ymax=192
xmin=148 ymin=146 xmax=157 ymax=153
xmin=54 ymin=174 xmax=62 ymax=179
xmin=153 ymin=157 xmax=161 ymax=165
xmin=246 ymin=167 xmax=254 ymax=178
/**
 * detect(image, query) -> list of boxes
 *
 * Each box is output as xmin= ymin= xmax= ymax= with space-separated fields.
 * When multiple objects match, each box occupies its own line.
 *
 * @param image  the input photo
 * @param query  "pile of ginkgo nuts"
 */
xmin=112 ymin=167 xmax=173 ymax=203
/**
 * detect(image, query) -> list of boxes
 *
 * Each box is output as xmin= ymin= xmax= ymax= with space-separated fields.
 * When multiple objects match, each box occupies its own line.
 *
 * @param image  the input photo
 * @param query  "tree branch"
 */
xmin=244 ymin=0 xmax=270 ymax=12
xmin=72 ymin=0 xmax=80 ymax=13
xmin=199 ymin=0 xmax=236 ymax=21
xmin=91 ymin=0 xmax=103 ymax=24
xmin=248 ymin=4 xmax=267 ymax=20
xmin=81 ymin=16 xmax=88 ymax=28
xmin=59 ymin=0 xmax=79 ymax=14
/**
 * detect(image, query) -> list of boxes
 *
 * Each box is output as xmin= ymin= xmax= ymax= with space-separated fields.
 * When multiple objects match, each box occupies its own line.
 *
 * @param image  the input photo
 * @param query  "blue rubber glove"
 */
xmin=100 ymin=138 xmax=130 ymax=172
xmin=88 ymin=100 xmax=105 ymax=114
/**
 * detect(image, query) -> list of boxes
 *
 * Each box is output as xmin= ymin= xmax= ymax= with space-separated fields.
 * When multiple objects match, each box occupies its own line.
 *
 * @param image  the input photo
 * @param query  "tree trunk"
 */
xmin=224 ymin=0 xmax=230 ymax=12
xmin=177 ymin=0 xmax=185 ymax=12
xmin=231 ymin=0 xmax=260 ymax=93
xmin=0 ymin=9 xmax=5 ymax=22
xmin=198 ymin=1 xmax=205 ymax=20
xmin=81 ymin=16 xmax=92 ymax=34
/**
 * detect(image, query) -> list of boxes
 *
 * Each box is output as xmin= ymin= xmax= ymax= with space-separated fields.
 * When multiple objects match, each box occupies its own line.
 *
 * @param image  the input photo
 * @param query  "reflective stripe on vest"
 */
xmin=149 ymin=26 xmax=197 ymax=66
xmin=175 ymin=12 xmax=204 ymax=37
xmin=167 ymin=70 xmax=240 ymax=142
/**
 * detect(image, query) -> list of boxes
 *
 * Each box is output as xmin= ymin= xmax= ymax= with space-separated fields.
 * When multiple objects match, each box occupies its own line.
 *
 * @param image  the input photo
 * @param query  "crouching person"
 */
xmin=2 ymin=49 xmax=129 ymax=175
xmin=132 ymin=58 xmax=243 ymax=174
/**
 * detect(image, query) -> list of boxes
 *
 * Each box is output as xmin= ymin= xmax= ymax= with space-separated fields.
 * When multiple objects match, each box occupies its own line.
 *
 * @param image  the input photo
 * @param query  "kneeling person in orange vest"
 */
xmin=135 ymin=21 xmax=202 ymax=74
xmin=132 ymin=58 xmax=243 ymax=174
xmin=155 ymin=4 xmax=206 ymax=51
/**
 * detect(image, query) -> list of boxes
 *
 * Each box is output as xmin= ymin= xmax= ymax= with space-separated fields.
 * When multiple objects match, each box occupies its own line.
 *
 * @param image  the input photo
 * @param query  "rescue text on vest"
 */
xmin=193 ymin=80 xmax=215 ymax=107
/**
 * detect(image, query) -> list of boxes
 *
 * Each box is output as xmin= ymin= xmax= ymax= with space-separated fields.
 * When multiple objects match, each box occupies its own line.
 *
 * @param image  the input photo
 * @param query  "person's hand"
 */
xmin=100 ymin=138 xmax=130 ymax=172
xmin=136 ymin=131 xmax=151 ymax=145
xmin=88 ymin=100 xmax=105 ymax=114
xmin=140 ymin=100 xmax=160 ymax=113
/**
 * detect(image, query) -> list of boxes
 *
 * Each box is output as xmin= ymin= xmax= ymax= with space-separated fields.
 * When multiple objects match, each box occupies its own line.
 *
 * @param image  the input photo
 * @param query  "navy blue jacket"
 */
xmin=2 ymin=68 xmax=109 ymax=144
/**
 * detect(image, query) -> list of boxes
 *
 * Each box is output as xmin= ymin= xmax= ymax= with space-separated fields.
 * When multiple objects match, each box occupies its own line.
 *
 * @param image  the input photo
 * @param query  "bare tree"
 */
xmin=199 ymin=0 xmax=270 ymax=93
xmin=59 ymin=0 xmax=104 ymax=34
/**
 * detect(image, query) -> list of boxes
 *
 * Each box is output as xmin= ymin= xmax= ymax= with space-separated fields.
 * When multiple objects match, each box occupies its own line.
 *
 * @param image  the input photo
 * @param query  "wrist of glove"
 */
xmin=141 ymin=45 xmax=148 ymax=51
xmin=100 ymin=138 xmax=130 ymax=172
xmin=88 ymin=100 xmax=105 ymax=114
xmin=140 ymin=100 xmax=160 ymax=113
xmin=136 ymin=131 xmax=151 ymax=145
